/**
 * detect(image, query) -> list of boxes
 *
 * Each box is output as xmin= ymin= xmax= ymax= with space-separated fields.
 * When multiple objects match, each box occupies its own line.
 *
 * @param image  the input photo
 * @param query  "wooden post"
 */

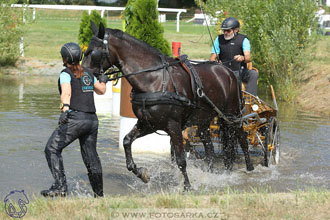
xmin=120 ymin=78 xmax=135 ymax=118
xmin=270 ymin=85 xmax=278 ymax=111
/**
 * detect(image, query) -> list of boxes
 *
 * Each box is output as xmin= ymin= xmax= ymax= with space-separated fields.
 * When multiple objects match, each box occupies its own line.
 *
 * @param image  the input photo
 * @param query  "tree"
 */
xmin=198 ymin=0 xmax=317 ymax=101
xmin=123 ymin=0 xmax=171 ymax=56
xmin=78 ymin=10 xmax=107 ymax=52
xmin=0 ymin=0 xmax=26 ymax=66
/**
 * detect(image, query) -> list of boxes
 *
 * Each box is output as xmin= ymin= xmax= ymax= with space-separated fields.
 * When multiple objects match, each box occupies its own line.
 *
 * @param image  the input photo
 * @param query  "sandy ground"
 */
xmin=2 ymin=58 xmax=330 ymax=117
xmin=2 ymin=58 xmax=63 ymax=76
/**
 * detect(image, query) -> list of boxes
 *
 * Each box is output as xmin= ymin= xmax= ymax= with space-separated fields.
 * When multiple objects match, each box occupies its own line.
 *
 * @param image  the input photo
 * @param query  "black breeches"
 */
xmin=44 ymin=111 xmax=102 ymax=194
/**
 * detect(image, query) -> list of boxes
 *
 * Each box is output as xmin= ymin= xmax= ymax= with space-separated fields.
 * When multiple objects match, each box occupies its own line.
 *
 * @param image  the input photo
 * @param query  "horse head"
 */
xmin=82 ymin=20 xmax=114 ymax=77
xmin=82 ymin=20 xmax=166 ymax=80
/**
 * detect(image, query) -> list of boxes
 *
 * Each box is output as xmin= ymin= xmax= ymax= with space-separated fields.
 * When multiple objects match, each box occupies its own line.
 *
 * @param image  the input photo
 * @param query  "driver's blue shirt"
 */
xmin=59 ymin=72 xmax=97 ymax=85
xmin=211 ymin=36 xmax=251 ymax=54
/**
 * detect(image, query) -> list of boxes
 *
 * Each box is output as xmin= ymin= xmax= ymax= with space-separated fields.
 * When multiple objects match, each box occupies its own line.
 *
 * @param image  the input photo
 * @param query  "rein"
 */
xmin=104 ymin=59 xmax=182 ymax=82
xmin=89 ymin=34 xmax=239 ymax=125
xmin=104 ymin=59 xmax=234 ymax=81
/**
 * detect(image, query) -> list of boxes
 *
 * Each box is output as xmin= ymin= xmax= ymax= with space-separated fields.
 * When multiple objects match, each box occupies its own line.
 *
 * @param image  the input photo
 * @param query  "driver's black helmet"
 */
xmin=221 ymin=17 xmax=240 ymax=30
xmin=60 ymin=42 xmax=82 ymax=65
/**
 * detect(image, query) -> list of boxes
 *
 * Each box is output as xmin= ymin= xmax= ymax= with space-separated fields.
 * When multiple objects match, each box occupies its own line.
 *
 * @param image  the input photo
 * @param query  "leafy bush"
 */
xmin=78 ymin=10 xmax=107 ymax=52
xmin=199 ymin=0 xmax=317 ymax=101
xmin=0 ymin=0 xmax=26 ymax=66
xmin=123 ymin=0 xmax=171 ymax=56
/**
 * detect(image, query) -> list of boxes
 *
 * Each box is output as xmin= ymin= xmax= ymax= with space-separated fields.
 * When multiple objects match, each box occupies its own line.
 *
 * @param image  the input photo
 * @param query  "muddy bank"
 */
xmin=0 ymin=58 xmax=63 ymax=76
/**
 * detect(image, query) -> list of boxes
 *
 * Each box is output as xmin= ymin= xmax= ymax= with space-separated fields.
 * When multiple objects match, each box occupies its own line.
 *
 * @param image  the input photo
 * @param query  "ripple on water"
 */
xmin=0 ymin=75 xmax=329 ymax=196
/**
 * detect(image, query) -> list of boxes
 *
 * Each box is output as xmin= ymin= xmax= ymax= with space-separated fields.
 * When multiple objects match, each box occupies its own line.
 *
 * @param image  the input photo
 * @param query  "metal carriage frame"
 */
xmin=183 ymin=85 xmax=280 ymax=167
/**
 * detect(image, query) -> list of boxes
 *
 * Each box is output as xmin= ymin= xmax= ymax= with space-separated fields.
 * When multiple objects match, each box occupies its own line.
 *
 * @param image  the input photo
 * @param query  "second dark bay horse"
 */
xmin=82 ymin=21 xmax=254 ymax=190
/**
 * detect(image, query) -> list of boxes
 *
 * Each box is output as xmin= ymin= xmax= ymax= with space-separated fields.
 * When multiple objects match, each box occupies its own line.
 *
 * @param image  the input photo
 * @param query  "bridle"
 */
xmin=84 ymin=33 xmax=113 ymax=76
xmin=84 ymin=33 xmax=180 ymax=82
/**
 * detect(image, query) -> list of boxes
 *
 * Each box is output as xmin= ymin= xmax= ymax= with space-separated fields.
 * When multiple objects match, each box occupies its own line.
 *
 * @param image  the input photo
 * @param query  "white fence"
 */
xmin=11 ymin=4 xmax=186 ymax=32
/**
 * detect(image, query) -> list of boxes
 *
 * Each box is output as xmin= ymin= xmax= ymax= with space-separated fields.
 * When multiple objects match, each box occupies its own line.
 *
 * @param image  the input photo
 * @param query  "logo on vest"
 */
xmin=81 ymin=72 xmax=93 ymax=92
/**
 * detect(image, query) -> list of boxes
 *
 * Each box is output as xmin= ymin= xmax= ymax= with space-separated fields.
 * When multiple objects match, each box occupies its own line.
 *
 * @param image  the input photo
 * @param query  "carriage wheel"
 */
xmin=264 ymin=117 xmax=280 ymax=167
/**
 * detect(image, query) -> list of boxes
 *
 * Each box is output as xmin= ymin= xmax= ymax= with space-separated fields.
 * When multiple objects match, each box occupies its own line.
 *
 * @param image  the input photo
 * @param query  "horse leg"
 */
xmin=222 ymin=125 xmax=236 ymax=170
xmin=167 ymin=120 xmax=191 ymax=191
xmin=170 ymin=140 xmax=176 ymax=163
xmin=123 ymin=121 xmax=153 ymax=183
xmin=199 ymin=126 xmax=214 ymax=172
xmin=171 ymin=135 xmax=192 ymax=163
xmin=236 ymin=126 xmax=254 ymax=171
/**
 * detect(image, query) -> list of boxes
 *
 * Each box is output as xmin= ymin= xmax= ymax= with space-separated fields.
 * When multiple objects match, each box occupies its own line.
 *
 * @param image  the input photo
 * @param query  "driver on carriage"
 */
xmin=210 ymin=17 xmax=258 ymax=96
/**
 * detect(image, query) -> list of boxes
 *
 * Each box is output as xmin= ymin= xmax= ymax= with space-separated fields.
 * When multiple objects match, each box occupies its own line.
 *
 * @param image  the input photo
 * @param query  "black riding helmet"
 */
xmin=221 ymin=17 xmax=240 ymax=30
xmin=60 ymin=42 xmax=82 ymax=65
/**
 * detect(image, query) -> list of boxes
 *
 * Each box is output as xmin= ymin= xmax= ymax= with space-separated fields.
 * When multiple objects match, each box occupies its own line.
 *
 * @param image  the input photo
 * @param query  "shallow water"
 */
xmin=0 ymin=75 xmax=329 ymax=199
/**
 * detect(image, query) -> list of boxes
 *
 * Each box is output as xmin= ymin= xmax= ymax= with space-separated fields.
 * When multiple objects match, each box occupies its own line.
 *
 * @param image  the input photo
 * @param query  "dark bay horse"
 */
xmin=82 ymin=21 xmax=254 ymax=190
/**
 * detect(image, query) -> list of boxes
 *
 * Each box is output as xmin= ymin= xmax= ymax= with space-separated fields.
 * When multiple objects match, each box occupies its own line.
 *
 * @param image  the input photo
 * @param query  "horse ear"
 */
xmin=98 ymin=22 xmax=105 ymax=39
xmin=90 ymin=20 xmax=98 ymax=35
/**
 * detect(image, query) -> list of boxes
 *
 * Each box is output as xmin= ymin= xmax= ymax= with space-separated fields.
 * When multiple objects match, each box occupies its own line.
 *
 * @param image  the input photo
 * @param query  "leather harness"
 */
xmin=88 ymin=34 xmax=239 ymax=126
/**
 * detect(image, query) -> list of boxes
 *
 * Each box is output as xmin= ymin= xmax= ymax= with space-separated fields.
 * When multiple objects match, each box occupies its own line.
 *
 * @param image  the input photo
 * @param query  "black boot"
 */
xmin=41 ymin=175 xmax=67 ymax=198
xmin=88 ymin=173 xmax=104 ymax=197
xmin=41 ymin=182 xmax=68 ymax=197
xmin=44 ymin=144 xmax=68 ymax=197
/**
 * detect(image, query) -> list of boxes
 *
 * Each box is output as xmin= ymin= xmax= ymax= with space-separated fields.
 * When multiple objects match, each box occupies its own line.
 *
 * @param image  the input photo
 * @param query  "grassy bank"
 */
xmin=296 ymin=35 xmax=330 ymax=116
xmin=1 ymin=189 xmax=329 ymax=219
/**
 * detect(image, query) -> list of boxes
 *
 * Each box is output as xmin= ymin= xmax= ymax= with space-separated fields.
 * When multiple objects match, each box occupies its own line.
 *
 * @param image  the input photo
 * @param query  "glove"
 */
xmin=98 ymin=74 xmax=108 ymax=84
xmin=58 ymin=111 xmax=69 ymax=125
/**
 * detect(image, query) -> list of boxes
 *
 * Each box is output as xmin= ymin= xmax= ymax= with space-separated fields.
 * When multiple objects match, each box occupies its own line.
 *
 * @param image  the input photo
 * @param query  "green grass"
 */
xmin=304 ymin=34 xmax=330 ymax=65
xmin=23 ymin=9 xmax=214 ymax=61
xmin=1 ymin=189 xmax=329 ymax=219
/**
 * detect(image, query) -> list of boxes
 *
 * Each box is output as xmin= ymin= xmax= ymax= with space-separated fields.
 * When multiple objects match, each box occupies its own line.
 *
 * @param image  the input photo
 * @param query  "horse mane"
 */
xmin=107 ymin=28 xmax=163 ymax=57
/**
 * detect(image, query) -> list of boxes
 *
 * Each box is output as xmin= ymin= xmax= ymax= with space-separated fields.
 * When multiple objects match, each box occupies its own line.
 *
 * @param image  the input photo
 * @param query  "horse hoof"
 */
xmin=127 ymin=161 xmax=136 ymax=171
xmin=138 ymin=168 xmax=150 ymax=183
xmin=207 ymin=164 xmax=214 ymax=173
xmin=225 ymin=164 xmax=233 ymax=171
xmin=170 ymin=157 xmax=176 ymax=164
xmin=247 ymin=164 xmax=254 ymax=171
xmin=184 ymin=184 xmax=191 ymax=192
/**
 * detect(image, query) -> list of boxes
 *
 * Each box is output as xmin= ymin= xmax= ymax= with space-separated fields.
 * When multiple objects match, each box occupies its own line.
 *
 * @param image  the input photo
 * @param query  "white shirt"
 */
xmin=316 ymin=8 xmax=325 ymax=17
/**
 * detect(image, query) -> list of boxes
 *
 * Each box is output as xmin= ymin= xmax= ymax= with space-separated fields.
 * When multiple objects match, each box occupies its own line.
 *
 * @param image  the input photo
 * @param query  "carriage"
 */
xmin=183 ymin=85 xmax=280 ymax=167
xmin=83 ymin=21 xmax=280 ymax=190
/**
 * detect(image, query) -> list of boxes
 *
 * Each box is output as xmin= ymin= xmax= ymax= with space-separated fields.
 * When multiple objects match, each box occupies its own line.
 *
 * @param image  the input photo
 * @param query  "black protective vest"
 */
xmin=218 ymin=33 xmax=247 ymax=71
xmin=58 ymin=67 xmax=96 ymax=113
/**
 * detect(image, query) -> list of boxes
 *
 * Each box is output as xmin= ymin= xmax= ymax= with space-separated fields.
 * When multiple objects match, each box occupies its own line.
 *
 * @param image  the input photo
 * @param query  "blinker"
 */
xmin=91 ymin=50 xmax=102 ymax=64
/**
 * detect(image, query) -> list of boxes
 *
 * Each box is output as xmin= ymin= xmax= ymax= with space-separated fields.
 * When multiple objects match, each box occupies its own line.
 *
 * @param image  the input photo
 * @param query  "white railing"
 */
xmin=11 ymin=4 xmax=187 ymax=32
